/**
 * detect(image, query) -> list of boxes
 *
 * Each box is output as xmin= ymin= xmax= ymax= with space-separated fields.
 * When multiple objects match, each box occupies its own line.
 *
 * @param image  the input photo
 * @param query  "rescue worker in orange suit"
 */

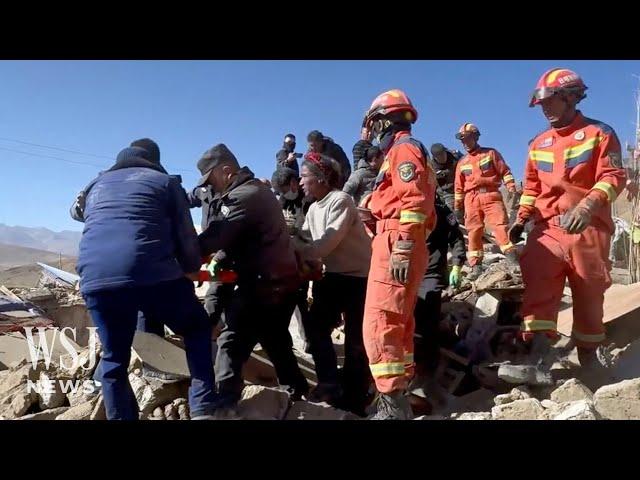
xmin=498 ymin=68 xmax=626 ymax=386
xmin=359 ymin=89 xmax=436 ymax=420
xmin=454 ymin=123 xmax=519 ymax=280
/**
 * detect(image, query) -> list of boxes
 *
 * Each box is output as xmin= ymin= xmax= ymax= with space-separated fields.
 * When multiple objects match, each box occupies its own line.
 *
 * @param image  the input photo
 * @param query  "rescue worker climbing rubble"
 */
xmin=454 ymin=123 xmax=519 ymax=280
xmin=499 ymin=68 xmax=627 ymax=386
xmin=359 ymin=89 xmax=437 ymax=420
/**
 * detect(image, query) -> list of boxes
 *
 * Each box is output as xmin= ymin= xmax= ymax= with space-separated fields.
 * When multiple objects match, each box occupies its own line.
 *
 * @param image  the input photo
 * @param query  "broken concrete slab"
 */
xmin=56 ymin=396 xmax=99 ymax=420
xmin=90 ymin=395 xmax=106 ymax=420
xmin=491 ymin=398 xmax=545 ymax=420
xmin=414 ymin=415 xmax=448 ymax=420
xmin=551 ymin=400 xmax=601 ymax=420
xmin=550 ymin=378 xmax=593 ymax=404
xmin=541 ymin=399 xmax=558 ymax=410
xmin=0 ymin=333 xmax=33 ymax=370
xmin=0 ymin=389 xmax=38 ymax=419
xmin=238 ymin=385 xmax=290 ymax=420
xmin=494 ymin=387 xmax=531 ymax=406
xmin=18 ymin=406 xmax=69 ymax=420
xmin=594 ymin=378 xmax=640 ymax=420
xmin=128 ymin=372 xmax=187 ymax=416
xmin=285 ymin=401 xmax=359 ymax=420
xmin=37 ymin=370 xmax=66 ymax=410
xmin=131 ymin=331 xmax=190 ymax=381
xmin=611 ymin=339 xmax=640 ymax=381
xmin=456 ymin=412 xmax=492 ymax=420
xmin=46 ymin=304 xmax=94 ymax=347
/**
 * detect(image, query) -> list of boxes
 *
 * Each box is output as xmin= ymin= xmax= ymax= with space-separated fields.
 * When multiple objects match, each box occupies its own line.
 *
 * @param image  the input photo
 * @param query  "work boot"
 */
xmin=369 ymin=391 xmax=414 ymax=420
xmin=577 ymin=344 xmax=617 ymax=387
xmin=504 ymin=249 xmax=520 ymax=268
xmin=466 ymin=264 xmax=483 ymax=282
xmin=497 ymin=333 xmax=556 ymax=386
xmin=307 ymin=382 xmax=343 ymax=406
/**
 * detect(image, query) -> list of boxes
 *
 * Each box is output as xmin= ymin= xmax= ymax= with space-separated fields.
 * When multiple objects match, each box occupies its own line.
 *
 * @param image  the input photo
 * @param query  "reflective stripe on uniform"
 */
xmin=521 ymin=319 xmax=557 ymax=332
xmin=479 ymin=156 xmax=492 ymax=167
xmin=503 ymin=174 xmax=514 ymax=183
xmin=460 ymin=164 xmax=473 ymax=172
xmin=563 ymin=136 xmax=601 ymax=167
xmin=399 ymin=210 xmax=427 ymax=224
xmin=530 ymin=150 xmax=554 ymax=163
xmin=592 ymin=181 xmax=617 ymax=203
xmin=572 ymin=331 xmax=606 ymax=343
xmin=500 ymin=242 xmax=515 ymax=253
xmin=520 ymin=194 xmax=537 ymax=206
xmin=369 ymin=362 xmax=406 ymax=377
xmin=455 ymin=193 xmax=464 ymax=200
xmin=468 ymin=250 xmax=484 ymax=258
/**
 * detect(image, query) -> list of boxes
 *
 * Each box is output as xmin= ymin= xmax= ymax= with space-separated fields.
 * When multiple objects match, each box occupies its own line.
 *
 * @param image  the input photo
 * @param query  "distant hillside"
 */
xmin=0 ymin=242 xmax=76 ymax=288
xmin=0 ymin=224 xmax=81 ymax=256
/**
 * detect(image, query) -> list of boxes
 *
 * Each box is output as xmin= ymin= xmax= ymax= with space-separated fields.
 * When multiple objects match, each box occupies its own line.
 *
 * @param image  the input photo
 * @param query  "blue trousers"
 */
xmin=84 ymin=278 xmax=217 ymax=420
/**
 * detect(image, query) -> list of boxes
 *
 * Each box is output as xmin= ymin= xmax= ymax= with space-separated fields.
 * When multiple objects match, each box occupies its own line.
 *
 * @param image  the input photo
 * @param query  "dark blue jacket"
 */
xmin=75 ymin=162 xmax=201 ymax=295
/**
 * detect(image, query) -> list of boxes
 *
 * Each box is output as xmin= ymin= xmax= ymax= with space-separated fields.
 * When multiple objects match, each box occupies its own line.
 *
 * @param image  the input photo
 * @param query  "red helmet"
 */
xmin=361 ymin=89 xmax=418 ymax=139
xmin=529 ymin=68 xmax=587 ymax=107
xmin=455 ymin=122 xmax=480 ymax=140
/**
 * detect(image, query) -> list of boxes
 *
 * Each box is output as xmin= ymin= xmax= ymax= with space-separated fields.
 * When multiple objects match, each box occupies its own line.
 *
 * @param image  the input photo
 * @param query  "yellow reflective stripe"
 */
xmin=369 ymin=362 xmax=406 ymax=377
xmin=454 ymin=193 xmax=465 ymax=200
xmin=592 ymin=181 xmax=617 ymax=203
xmin=520 ymin=194 xmax=537 ymax=206
xmin=521 ymin=319 xmax=557 ymax=332
xmin=479 ymin=156 xmax=492 ymax=167
xmin=468 ymin=250 xmax=484 ymax=258
xmin=503 ymin=174 xmax=514 ymax=183
xmin=563 ymin=136 xmax=601 ymax=160
xmin=379 ymin=160 xmax=389 ymax=173
xmin=404 ymin=353 xmax=414 ymax=364
xmin=400 ymin=210 xmax=426 ymax=224
xmin=500 ymin=242 xmax=515 ymax=253
xmin=572 ymin=331 xmax=606 ymax=343
xmin=460 ymin=164 xmax=473 ymax=172
xmin=530 ymin=150 xmax=555 ymax=163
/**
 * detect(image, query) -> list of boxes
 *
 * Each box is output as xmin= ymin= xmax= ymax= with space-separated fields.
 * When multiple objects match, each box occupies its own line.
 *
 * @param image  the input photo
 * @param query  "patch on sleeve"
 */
xmin=398 ymin=162 xmax=416 ymax=182
xmin=609 ymin=151 xmax=623 ymax=169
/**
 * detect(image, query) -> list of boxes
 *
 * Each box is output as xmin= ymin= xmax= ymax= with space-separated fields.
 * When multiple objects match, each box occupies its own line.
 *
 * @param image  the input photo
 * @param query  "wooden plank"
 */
xmin=557 ymin=283 xmax=640 ymax=335
xmin=0 ymin=285 xmax=22 ymax=302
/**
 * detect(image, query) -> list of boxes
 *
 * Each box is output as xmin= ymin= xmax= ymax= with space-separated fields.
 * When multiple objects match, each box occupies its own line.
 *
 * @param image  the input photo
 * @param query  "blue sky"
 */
xmin=0 ymin=60 xmax=638 ymax=232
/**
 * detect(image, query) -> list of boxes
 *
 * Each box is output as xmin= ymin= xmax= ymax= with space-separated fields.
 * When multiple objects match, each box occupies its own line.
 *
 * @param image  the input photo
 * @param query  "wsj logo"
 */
xmin=23 ymin=327 xmax=101 ymax=395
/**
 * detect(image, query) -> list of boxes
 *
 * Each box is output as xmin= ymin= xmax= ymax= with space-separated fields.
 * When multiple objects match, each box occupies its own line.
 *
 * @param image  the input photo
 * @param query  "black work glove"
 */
xmin=454 ymin=209 xmax=465 ymax=224
xmin=389 ymin=240 xmax=414 ymax=284
xmin=509 ymin=222 xmax=525 ymax=244
xmin=561 ymin=197 xmax=597 ymax=234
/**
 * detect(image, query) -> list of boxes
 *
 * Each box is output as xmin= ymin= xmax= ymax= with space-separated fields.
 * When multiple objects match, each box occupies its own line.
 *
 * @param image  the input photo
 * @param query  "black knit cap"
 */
xmin=130 ymin=138 xmax=160 ymax=165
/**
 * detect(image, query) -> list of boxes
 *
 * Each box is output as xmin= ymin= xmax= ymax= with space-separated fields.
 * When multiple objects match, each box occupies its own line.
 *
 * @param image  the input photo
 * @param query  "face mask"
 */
xmin=283 ymin=190 xmax=298 ymax=200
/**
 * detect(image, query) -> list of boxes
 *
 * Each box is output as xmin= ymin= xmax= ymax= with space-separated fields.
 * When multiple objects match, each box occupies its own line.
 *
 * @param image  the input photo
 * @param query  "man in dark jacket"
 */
xmin=197 ymin=144 xmax=309 ymax=416
xmin=343 ymin=140 xmax=384 ymax=206
xmin=74 ymin=145 xmax=218 ymax=420
xmin=275 ymin=133 xmax=301 ymax=175
xmin=307 ymin=130 xmax=351 ymax=188
xmin=413 ymin=194 xmax=466 ymax=380
xmin=429 ymin=143 xmax=460 ymax=211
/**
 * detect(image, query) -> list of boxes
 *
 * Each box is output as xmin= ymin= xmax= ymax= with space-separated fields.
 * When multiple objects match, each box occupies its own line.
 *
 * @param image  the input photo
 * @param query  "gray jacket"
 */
xmin=342 ymin=158 xmax=377 ymax=206
xmin=198 ymin=167 xmax=299 ymax=286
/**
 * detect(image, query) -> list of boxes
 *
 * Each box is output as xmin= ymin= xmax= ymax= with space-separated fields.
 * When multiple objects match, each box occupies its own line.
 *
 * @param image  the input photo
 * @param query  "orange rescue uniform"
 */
xmin=454 ymin=147 xmax=516 ymax=265
xmin=363 ymin=131 xmax=436 ymax=393
xmin=516 ymin=111 xmax=626 ymax=348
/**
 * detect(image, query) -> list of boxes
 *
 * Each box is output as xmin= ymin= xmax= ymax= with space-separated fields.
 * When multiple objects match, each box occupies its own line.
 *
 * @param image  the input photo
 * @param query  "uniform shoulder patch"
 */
xmin=398 ymin=162 xmax=416 ymax=182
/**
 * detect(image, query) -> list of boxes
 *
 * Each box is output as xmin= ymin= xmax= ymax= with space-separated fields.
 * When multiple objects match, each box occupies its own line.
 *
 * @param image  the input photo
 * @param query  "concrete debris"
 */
xmin=285 ymin=401 xmax=359 ymax=420
xmin=413 ymin=415 xmax=448 ymax=420
xmin=550 ymin=400 xmax=601 ymax=420
xmin=541 ymin=399 xmax=558 ymax=410
xmin=238 ymin=385 xmax=290 ymax=420
xmin=594 ymin=378 xmax=640 ymax=420
xmin=164 ymin=403 xmax=178 ymax=420
xmin=18 ymin=406 xmax=70 ymax=420
xmin=456 ymin=412 xmax=492 ymax=420
xmin=610 ymin=339 xmax=640 ymax=381
xmin=37 ymin=370 xmax=66 ymax=410
xmin=90 ymin=395 xmax=106 ymax=420
xmin=56 ymin=396 xmax=100 ymax=420
xmin=491 ymin=398 xmax=545 ymax=420
xmin=152 ymin=407 xmax=165 ymax=420
xmin=128 ymin=371 xmax=188 ymax=416
xmin=550 ymin=378 xmax=593 ymax=404
xmin=0 ymin=389 xmax=38 ymax=419
xmin=131 ymin=331 xmax=190 ymax=381
xmin=494 ymin=387 xmax=531 ymax=406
